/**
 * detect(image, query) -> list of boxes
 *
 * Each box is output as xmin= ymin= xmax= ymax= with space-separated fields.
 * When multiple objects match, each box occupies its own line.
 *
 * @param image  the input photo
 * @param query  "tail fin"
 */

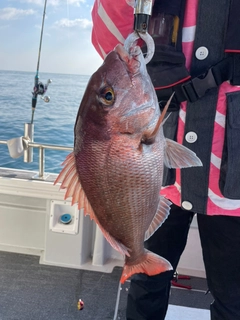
xmin=120 ymin=249 xmax=172 ymax=284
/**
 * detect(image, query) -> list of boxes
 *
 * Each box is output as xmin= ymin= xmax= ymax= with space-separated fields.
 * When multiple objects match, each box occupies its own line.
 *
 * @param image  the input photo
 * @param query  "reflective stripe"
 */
xmin=215 ymin=110 xmax=225 ymax=128
xmin=208 ymin=188 xmax=240 ymax=210
xmin=211 ymin=152 xmax=221 ymax=169
xmin=98 ymin=43 xmax=106 ymax=58
xmin=182 ymin=26 xmax=196 ymax=43
xmin=179 ymin=108 xmax=186 ymax=123
xmin=98 ymin=3 xmax=125 ymax=44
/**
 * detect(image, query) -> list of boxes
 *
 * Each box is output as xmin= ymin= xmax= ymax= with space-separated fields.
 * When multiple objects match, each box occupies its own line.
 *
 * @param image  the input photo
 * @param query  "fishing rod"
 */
xmin=31 ymin=0 xmax=51 ymax=124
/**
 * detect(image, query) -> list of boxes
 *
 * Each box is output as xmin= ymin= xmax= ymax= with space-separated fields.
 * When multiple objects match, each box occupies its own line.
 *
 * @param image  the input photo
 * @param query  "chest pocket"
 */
xmin=219 ymin=90 xmax=240 ymax=199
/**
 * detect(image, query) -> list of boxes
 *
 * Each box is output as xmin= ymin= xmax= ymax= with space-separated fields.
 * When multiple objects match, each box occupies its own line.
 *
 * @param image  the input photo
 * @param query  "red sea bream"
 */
xmin=55 ymin=44 xmax=202 ymax=283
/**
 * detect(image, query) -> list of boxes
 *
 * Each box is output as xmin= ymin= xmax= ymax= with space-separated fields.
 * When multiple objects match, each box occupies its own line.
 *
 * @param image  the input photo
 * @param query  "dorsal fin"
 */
xmin=54 ymin=152 xmax=130 ymax=257
xmin=144 ymin=196 xmax=172 ymax=241
xmin=141 ymin=93 xmax=174 ymax=144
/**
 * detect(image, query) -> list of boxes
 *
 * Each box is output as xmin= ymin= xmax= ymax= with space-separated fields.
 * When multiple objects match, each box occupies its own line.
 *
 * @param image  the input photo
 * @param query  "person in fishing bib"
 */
xmin=92 ymin=1 xmax=240 ymax=319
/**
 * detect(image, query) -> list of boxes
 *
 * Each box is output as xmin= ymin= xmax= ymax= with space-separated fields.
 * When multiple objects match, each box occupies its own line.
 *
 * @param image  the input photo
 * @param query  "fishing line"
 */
xmin=31 ymin=0 xmax=48 ymax=124
xmin=36 ymin=0 xmax=47 ymax=76
xmin=65 ymin=0 xmax=80 ymax=120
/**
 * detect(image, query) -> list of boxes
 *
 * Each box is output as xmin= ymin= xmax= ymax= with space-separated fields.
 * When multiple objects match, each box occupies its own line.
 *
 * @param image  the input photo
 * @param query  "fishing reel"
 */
xmin=32 ymin=78 xmax=52 ymax=103
xmin=31 ymin=78 xmax=52 ymax=123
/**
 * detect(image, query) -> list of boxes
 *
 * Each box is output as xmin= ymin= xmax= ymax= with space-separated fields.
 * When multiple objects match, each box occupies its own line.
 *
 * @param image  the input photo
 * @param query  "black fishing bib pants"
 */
xmin=126 ymin=205 xmax=240 ymax=320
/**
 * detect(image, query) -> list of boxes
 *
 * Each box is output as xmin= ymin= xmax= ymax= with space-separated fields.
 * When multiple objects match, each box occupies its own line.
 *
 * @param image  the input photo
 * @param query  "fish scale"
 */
xmin=55 ymin=44 xmax=202 ymax=283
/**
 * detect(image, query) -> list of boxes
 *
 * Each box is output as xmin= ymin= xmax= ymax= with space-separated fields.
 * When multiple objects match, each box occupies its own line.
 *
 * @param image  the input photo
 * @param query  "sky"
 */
xmin=0 ymin=0 xmax=103 ymax=75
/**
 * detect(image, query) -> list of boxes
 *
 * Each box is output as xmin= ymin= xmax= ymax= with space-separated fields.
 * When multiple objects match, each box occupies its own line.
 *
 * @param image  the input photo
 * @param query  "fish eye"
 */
xmin=105 ymin=91 xmax=113 ymax=101
xmin=99 ymin=86 xmax=115 ymax=106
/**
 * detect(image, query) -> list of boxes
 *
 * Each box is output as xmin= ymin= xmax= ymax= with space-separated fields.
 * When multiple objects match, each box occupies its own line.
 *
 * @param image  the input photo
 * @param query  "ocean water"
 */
xmin=0 ymin=70 xmax=90 ymax=173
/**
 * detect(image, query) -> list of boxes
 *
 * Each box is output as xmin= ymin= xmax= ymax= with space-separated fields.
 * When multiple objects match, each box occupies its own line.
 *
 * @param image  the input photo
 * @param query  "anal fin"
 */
xmin=144 ymin=196 xmax=172 ymax=241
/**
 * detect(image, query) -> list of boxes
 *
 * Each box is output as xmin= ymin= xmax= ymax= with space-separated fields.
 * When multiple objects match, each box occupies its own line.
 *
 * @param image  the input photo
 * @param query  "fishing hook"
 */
xmin=124 ymin=0 xmax=155 ymax=64
xmin=124 ymin=31 xmax=155 ymax=64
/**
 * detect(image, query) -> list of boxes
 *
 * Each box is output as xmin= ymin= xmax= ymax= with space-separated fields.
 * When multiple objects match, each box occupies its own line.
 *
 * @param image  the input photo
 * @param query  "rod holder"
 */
xmin=38 ymin=146 xmax=45 ymax=178
xmin=32 ymin=145 xmax=49 ymax=180
xmin=23 ymin=123 xmax=34 ymax=163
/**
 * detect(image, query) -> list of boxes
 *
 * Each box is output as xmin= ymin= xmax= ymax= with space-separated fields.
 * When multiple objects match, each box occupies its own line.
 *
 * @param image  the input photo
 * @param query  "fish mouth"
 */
xmin=114 ymin=44 xmax=145 ymax=76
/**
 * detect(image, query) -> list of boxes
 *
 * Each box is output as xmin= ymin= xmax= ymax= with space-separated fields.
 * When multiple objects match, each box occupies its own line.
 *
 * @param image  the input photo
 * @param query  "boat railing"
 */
xmin=0 ymin=139 xmax=73 ymax=180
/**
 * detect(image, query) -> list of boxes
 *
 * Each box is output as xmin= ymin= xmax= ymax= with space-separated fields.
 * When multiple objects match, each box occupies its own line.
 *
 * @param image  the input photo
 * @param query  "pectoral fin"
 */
xmin=164 ymin=139 xmax=202 ymax=168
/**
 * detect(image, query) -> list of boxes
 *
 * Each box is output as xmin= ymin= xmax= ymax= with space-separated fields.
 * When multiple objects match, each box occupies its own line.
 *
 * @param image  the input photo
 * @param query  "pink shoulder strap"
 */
xmin=91 ymin=0 xmax=134 ymax=58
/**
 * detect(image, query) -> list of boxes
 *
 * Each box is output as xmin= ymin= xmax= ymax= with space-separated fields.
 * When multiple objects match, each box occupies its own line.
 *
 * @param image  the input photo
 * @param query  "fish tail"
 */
xmin=120 ymin=249 xmax=172 ymax=284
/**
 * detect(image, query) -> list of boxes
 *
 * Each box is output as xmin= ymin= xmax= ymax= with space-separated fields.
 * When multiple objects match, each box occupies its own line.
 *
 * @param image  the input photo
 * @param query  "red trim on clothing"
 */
xmin=225 ymin=49 xmax=240 ymax=53
xmin=154 ymin=75 xmax=191 ymax=90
